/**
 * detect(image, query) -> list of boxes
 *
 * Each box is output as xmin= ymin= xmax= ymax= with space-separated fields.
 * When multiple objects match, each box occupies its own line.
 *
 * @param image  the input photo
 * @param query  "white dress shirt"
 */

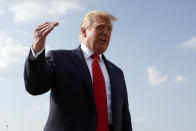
xmin=80 ymin=43 xmax=113 ymax=124
xmin=31 ymin=44 xmax=113 ymax=124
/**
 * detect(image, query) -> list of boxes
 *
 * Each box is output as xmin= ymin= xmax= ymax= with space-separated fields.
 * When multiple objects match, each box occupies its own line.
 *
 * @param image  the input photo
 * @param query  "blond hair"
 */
xmin=79 ymin=10 xmax=117 ymax=42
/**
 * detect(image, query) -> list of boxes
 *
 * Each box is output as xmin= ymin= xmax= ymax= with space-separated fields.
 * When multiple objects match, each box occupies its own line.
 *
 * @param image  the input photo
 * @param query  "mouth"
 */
xmin=99 ymin=38 xmax=107 ymax=43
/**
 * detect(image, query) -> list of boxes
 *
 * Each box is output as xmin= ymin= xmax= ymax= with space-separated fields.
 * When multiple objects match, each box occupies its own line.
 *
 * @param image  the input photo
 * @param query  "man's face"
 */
xmin=83 ymin=15 xmax=112 ymax=54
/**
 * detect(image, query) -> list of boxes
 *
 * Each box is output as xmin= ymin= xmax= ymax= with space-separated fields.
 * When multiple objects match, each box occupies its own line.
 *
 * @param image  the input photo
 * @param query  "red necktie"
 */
xmin=92 ymin=54 xmax=109 ymax=131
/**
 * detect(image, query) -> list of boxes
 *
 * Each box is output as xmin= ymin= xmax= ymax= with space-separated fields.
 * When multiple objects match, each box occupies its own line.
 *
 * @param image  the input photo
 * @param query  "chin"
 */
xmin=93 ymin=44 xmax=108 ymax=54
xmin=94 ymin=48 xmax=107 ymax=54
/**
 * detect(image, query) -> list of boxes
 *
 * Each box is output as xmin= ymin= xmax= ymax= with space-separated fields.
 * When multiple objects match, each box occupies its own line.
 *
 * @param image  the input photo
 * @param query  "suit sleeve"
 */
xmin=24 ymin=49 xmax=55 ymax=95
xmin=121 ymin=71 xmax=133 ymax=131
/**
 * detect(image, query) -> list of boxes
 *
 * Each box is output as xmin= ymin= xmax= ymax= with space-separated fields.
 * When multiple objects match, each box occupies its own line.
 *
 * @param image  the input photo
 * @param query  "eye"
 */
xmin=97 ymin=25 xmax=105 ymax=29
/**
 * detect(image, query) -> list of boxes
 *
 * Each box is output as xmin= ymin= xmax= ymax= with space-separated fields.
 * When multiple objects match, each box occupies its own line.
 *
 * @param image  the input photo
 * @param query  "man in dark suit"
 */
xmin=24 ymin=10 xmax=132 ymax=131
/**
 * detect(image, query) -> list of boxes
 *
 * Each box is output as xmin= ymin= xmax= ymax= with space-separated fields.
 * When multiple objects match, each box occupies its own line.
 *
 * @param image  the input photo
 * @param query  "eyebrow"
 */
xmin=96 ymin=23 xmax=112 ymax=27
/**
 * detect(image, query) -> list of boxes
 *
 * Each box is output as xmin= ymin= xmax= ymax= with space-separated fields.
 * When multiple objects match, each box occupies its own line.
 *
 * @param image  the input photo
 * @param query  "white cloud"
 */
xmin=0 ymin=9 xmax=4 ymax=15
xmin=174 ymin=75 xmax=188 ymax=83
xmin=6 ymin=0 xmax=86 ymax=22
xmin=0 ymin=30 xmax=30 ymax=81
xmin=147 ymin=65 xmax=168 ymax=86
xmin=0 ymin=30 xmax=28 ymax=68
xmin=181 ymin=36 xmax=196 ymax=52
xmin=15 ymin=30 xmax=29 ymax=36
xmin=0 ymin=77 xmax=6 ymax=81
xmin=0 ymin=30 xmax=51 ymax=81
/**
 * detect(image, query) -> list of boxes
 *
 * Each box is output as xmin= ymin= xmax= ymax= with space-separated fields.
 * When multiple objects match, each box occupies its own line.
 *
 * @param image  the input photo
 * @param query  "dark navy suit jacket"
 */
xmin=24 ymin=46 xmax=132 ymax=131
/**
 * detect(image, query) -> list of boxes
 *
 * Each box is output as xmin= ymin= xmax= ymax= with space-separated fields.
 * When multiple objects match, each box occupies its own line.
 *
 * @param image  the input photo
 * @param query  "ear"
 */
xmin=81 ymin=27 xmax=87 ymax=38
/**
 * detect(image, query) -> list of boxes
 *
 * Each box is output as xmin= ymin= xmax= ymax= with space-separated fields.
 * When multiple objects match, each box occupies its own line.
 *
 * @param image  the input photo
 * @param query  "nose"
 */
xmin=102 ymin=28 xmax=110 ymax=35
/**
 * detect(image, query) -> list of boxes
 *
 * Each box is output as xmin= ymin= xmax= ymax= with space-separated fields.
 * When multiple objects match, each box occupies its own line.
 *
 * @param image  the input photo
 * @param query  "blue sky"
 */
xmin=0 ymin=0 xmax=195 ymax=131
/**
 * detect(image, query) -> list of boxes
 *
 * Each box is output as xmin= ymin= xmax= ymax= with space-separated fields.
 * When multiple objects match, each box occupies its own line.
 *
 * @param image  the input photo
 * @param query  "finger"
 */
xmin=37 ymin=22 xmax=49 ymax=27
xmin=35 ymin=25 xmax=52 ymax=37
xmin=52 ymin=22 xmax=59 ymax=26
xmin=42 ymin=22 xmax=59 ymax=36
xmin=35 ymin=23 xmax=50 ymax=31
xmin=34 ymin=22 xmax=59 ymax=37
xmin=42 ymin=26 xmax=55 ymax=36
xmin=48 ymin=22 xmax=59 ymax=28
xmin=35 ymin=22 xmax=59 ymax=31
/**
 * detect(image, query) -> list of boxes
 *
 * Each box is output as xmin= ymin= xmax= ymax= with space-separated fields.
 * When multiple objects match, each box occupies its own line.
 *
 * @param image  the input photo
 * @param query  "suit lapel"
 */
xmin=102 ymin=55 xmax=118 ymax=124
xmin=71 ymin=48 xmax=120 ymax=128
xmin=70 ymin=46 xmax=95 ymax=102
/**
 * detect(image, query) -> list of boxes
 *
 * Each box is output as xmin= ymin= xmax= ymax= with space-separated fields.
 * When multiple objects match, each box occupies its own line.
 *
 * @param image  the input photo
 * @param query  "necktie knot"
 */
xmin=91 ymin=53 xmax=99 ymax=60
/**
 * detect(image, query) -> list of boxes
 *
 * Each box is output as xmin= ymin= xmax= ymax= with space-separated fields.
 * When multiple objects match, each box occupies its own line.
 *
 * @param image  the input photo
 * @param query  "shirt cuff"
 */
xmin=30 ymin=46 xmax=45 ymax=59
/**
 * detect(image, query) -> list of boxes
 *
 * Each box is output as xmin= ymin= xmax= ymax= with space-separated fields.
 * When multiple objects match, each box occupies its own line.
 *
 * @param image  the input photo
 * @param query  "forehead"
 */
xmin=92 ymin=15 xmax=112 ymax=26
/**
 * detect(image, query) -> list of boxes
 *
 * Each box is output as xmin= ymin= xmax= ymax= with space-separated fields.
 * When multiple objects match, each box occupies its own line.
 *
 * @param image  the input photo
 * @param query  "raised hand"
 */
xmin=32 ymin=22 xmax=59 ymax=54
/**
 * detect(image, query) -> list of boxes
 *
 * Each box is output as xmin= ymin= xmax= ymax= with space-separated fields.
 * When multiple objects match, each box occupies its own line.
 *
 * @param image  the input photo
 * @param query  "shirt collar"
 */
xmin=81 ymin=43 xmax=103 ymax=62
